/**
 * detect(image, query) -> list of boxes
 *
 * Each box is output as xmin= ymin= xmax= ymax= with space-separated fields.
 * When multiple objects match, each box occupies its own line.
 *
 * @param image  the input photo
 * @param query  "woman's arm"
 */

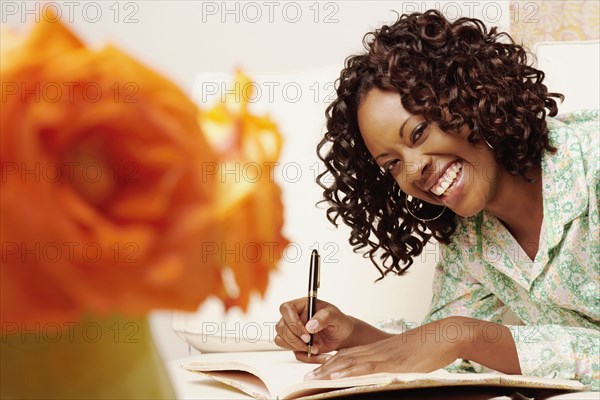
xmin=454 ymin=316 xmax=521 ymax=375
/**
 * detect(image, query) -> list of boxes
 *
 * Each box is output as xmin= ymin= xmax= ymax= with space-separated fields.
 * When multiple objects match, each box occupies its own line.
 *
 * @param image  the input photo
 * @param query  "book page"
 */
xmin=192 ymin=370 xmax=272 ymax=399
xmin=184 ymin=351 xmax=315 ymax=398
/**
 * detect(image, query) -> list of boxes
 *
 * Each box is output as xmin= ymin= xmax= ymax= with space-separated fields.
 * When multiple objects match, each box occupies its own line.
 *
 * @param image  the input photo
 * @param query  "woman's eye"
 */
xmin=383 ymin=160 xmax=400 ymax=173
xmin=411 ymin=122 xmax=429 ymax=144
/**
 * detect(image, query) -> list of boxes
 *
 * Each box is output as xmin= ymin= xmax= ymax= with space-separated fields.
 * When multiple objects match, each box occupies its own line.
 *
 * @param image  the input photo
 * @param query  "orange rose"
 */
xmin=198 ymin=71 xmax=290 ymax=309
xmin=0 ymin=16 xmax=288 ymax=324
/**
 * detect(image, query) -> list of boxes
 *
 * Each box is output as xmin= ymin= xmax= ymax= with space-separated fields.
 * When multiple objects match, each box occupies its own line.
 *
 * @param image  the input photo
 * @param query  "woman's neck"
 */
xmin=485 ymin=166 xmax=544 ymax=260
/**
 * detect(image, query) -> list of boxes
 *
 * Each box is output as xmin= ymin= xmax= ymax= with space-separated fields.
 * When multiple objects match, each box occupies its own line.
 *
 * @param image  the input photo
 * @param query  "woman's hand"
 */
xmin=305 ymin=317 xmax=464 ymax=380
xmin=274 ymin=298 xmax=355 ymax=363
xmin=305 ymin=316 xmax=522 ymax=380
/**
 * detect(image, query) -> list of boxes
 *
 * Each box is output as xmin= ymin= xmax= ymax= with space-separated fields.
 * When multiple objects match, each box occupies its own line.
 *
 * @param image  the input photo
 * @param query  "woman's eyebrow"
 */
xmin=374 ymin=153 xmax=388 ymax=162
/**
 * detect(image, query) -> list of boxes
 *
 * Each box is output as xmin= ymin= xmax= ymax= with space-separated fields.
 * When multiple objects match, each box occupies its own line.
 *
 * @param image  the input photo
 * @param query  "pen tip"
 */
xmin=311 ymin=249 xmax=317 ymax=256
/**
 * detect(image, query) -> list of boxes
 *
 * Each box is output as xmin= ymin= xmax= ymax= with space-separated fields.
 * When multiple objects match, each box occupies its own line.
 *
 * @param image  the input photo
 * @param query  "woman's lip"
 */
xmin=440 ymin=161 xmax=465 ymax=204
xmin=428 ymin=160 xmax=461 ymax=194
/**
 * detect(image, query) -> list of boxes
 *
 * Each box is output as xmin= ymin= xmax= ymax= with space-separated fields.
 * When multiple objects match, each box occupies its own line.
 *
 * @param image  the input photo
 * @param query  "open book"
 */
xmin=182 ymin=350 xmax=585 ymax=400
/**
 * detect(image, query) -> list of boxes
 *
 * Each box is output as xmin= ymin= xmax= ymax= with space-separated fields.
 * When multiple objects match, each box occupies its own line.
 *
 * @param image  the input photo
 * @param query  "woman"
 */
xmin=274 ymin=10 xmax=599 ymax=390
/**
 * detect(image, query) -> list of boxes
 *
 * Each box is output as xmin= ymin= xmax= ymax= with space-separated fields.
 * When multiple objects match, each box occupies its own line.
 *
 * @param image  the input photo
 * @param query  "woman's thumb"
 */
xmin=305 ymin=308 xmax=334 ymax=333
xmin=305 ymin=318 xmax=321 ymax=334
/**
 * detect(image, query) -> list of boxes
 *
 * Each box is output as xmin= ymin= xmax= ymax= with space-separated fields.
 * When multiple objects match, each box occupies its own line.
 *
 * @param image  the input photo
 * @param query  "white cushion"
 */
xmin=534 ymin=40 xmax=600 ymax=114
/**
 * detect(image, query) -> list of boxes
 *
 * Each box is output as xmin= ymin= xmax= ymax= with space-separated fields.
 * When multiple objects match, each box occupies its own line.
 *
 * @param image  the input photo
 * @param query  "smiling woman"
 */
xmin=318 ymin=9 xmax=561 ymax=276
xmin=274 ymin=9 xmax=599 ymax=391
xmin=357 ymin=88 xmax=505 ymax=219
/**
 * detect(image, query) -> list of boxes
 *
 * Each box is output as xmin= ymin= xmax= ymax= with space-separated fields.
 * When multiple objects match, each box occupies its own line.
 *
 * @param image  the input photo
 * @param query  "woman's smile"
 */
xmin=429 ymin=160 xmax=462 ymax=197
xmin=434 ymin=160 xmax=466 ymax=208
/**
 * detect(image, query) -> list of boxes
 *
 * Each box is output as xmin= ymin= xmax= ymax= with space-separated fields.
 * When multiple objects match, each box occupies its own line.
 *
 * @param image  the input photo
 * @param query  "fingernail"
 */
xmin=304 ymin=371 xmax=314 ymax=381
xmin=312 ymin=346 xmax=318 ymax=354
xmin=306 ymin=319 xmax=319 ymax=332
xmin=301 ymin=334 xmax=310 ymax=343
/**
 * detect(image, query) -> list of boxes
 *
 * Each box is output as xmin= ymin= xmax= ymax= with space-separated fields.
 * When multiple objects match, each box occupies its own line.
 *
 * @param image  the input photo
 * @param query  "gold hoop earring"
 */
xmin=405 ymin=195 xmax=446 ymax=222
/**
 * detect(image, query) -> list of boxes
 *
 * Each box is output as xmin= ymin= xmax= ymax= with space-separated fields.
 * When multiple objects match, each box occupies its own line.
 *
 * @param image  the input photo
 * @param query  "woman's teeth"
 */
xmin=430 ymin=162 xmax=462 ymax=196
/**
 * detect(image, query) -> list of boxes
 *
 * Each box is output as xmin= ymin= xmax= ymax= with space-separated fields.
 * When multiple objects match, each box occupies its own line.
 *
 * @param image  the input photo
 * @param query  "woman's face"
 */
xmin=357 ymin=88 xmax=500 ymax=217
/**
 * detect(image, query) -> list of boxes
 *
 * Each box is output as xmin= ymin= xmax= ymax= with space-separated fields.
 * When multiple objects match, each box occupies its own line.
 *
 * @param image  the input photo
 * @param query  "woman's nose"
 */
xmin=402 ymin=151 xmax=432 ymax=185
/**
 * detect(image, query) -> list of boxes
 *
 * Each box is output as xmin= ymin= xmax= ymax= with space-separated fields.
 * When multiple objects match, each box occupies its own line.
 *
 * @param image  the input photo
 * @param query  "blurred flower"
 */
xmin=198 ymin=71 xmax=289 ymax=308
xmin=0 ymin=15 xmax=288 ymax=324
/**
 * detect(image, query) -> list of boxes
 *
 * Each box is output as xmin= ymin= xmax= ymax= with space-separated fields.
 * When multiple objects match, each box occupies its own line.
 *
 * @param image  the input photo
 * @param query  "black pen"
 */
xmin=307 ymin=249 xmax=320 ymax=357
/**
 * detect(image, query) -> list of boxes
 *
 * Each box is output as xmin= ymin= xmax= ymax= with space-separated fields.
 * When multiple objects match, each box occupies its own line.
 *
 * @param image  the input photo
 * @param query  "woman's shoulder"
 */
xmin=549 ymin=109 xmax=599 ymax=147
xmin=553 ymin=109 xmax=599 ymax=125
xmin=544 ymin=110 xmax=599 ymax=224
xmin=546 ymin=109 xmax=599 ymax=175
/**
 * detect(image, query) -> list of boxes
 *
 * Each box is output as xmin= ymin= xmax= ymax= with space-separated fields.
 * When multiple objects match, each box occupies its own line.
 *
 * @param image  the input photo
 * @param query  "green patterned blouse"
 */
xmin=379 ymin=109 xmax=599 ymax=390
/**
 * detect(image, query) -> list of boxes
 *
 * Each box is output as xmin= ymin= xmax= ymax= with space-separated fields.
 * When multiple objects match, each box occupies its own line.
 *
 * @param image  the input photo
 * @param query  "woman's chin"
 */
xmin=448 ymin=204 xmax=483 ymax=218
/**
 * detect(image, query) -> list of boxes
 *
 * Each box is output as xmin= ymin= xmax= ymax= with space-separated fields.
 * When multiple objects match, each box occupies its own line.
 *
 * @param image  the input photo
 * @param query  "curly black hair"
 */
xmin=316 ymin=10 xmax=563 ymax=280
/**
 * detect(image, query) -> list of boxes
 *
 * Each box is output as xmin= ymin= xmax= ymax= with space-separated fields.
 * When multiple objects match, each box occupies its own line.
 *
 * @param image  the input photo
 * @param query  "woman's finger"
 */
xmin=275 ymin=318 xmax=309 ymax=351
xmin=278 ymin=299 xmax=315 ymax=349
xmin=308 ymin=359 xmax=384 ymax=380
xmin=310 ymin=345 xmax=380 ymax=379
xmin=274 ymin=333 xmax=295 ymax=350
